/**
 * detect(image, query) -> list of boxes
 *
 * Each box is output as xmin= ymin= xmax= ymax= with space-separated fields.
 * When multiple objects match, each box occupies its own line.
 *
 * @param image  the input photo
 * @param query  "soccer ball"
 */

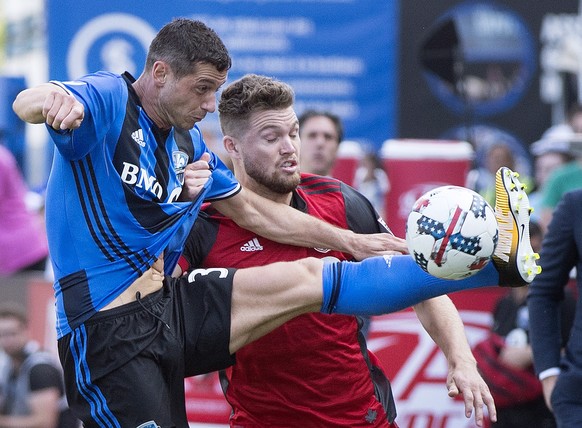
xmin=405 ymin=185 xmax=498 ymax=280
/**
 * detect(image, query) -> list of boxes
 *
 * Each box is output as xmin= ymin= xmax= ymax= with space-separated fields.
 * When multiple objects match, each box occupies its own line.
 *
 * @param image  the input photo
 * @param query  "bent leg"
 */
xmin=322 ymin=255 xmax=500 ymax=315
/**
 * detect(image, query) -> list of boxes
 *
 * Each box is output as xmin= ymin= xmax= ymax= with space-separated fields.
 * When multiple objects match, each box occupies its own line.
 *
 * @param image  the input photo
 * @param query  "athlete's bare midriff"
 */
xmin=100 ymin=254 xmax=165 ymax=311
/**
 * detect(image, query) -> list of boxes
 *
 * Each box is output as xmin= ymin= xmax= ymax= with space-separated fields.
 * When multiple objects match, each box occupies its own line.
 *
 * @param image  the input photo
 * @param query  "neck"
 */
xmin=251 ymin=184 xmax=293 ymax=205
xmin=133 ymin=78 xmax=167 ymax=129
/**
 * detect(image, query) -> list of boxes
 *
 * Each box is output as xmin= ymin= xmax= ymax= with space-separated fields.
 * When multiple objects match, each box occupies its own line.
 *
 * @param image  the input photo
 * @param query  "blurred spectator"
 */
xmin=353 ymin=151 xmax=390 ymax=219
xmin=528 ymin=126 xmax=575 ymax=224
xmin=569 ymin=104 xmax=582 ymax=132
xmin=473 ymin=221 xmax=575 ymax=428
xmin=0 ymin=303 xmax=78 ymax=427
xmin=0 ymin=145 xmax=48 ymax=276
xmin=538 ymin=104 xmax=582 ymax=231
xmin=528 ymin=189 xmax=582 ymax=427
xmin=298 ymin=110 xmax=343 ymax=176
xmin=539 ymin=154 xmax=582 ymax=231
xmin=466 ymin=142 xmax=522 ymax=206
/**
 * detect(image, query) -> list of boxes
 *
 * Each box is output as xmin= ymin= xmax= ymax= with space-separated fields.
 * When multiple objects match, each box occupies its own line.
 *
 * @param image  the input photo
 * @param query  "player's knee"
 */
xmin=293 ymin=257 xmax=325 ymax=294
xmin=298 ymin=257 xmax=324 ymax=275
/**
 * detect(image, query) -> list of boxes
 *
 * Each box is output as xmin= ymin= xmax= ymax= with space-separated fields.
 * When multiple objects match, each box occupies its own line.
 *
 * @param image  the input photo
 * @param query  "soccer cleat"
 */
xmin=492 ymin=167 xmax=541 ymax=287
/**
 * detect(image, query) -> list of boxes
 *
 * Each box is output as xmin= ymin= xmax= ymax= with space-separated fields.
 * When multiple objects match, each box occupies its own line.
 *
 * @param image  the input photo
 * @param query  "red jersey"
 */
xmin=181 ymin=174 xmax=397 ymax=427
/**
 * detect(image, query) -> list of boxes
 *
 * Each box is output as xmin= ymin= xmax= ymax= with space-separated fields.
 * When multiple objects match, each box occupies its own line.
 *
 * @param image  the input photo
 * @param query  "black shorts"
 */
xmin=58 ymin=268 xmax=237 ymax=428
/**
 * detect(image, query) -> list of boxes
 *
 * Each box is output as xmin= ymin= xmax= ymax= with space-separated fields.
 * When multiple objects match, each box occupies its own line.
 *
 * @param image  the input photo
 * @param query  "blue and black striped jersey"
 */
xmin=45 ymin=71 xmax=240 ymax=337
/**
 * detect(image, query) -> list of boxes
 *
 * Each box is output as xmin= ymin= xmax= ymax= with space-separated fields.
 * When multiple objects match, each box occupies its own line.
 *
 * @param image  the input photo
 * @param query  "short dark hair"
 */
xmin=218 ymin=74 xmax=295 ymax=137
xmin=145 ymin=18 xmax=231 ymax=78
xmin=298 ymin=110 xmax=344 ymax=143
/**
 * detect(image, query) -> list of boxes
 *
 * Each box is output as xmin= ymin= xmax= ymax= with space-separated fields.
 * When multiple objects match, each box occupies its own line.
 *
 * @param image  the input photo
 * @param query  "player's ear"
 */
xmin=152 ymin=61 xmax=169 ymax=86
xmin=223 ymin=135 xmax=241 ymax=159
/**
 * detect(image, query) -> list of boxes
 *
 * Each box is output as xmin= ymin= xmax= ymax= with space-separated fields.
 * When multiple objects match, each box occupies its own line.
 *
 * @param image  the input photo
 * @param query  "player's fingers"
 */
xmin=483 ymin=386 xmax=497 ymax=423
xmin=61 ymin=104 xmax=85 ymax=130
xmin=42 ymin=92 xmax=62 ymax=129
xmin=43 ymin=93 xmax=84 ymax=130
xmin=462 ymin=388 xmax=475 ymax=421
xmin=184 ymin=169 xmax=211 ymax=182
xmin=387 ymin=236 xmax=408 ymax=253
xmin=187 ymin=158 xmax=211 ymax=171
xmin=471 ymin=393 xmax=484 ymax=427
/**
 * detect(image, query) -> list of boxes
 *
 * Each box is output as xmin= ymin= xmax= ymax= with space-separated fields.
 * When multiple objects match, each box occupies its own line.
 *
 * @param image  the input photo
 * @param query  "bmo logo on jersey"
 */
xmin=120 ymin=162 xmax=183 ymax=202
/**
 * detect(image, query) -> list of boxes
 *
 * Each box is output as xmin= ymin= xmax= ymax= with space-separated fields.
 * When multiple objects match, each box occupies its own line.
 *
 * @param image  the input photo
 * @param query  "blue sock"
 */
xmin=321 ymin=255 xmax=500 ymax=315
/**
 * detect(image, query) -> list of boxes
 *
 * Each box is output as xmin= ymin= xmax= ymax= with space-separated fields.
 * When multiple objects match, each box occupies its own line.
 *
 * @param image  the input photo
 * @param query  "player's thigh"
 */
xmin=60 ymin=333 xmax=181 ymax=427
xmin=228 ymin=258 xmax=323 ymax=352
xmin=90 ymin=354 xmax=178 ymax=427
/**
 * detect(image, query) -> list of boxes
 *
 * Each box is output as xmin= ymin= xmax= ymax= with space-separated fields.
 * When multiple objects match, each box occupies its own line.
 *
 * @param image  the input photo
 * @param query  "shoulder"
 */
xmin=555 ymin=190 xmax=582 ymax=222
xmin=299 ymin=174 xmax=385 ymax=233
xmin=66 ymin=71 xmax=125 ymax=94
xmin=188 ymin=205 xmax=224 ymax=240
xmin=557 ymin=188 xmax=582 ymax=212
xmin=563 ymin=188 xmax=582 ymax=202
xmin=298 ymin=173 xmax=342 ymax=193
xmin=298 ymin=173 xmax=365 ymax=201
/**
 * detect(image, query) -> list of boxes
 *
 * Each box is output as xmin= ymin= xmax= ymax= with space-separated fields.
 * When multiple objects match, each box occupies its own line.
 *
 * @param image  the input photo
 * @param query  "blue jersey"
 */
xmin=45 ymin=71 xmax=240 ymax=338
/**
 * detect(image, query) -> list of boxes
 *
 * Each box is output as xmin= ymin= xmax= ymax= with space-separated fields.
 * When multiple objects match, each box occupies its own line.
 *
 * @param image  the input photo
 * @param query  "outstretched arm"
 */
xmin=212 ymin=187 xmax=407 ymax=260
xmin=13 ymin=83 xmax=84 ymax=130
xmin=413 ymin=296 xmax=497 ymax=427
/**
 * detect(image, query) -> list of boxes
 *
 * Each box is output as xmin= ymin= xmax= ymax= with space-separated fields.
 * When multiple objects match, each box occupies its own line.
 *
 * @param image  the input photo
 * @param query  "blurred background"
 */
xmin=1 ymin=1 xmax=580 ymax=190
xmin=1 ymin=1 xmax=581 ymax=426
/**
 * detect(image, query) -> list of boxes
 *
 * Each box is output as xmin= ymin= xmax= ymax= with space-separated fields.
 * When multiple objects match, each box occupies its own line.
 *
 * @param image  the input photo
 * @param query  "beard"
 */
xmin=243 ymin=157 xmax=300 ymax=194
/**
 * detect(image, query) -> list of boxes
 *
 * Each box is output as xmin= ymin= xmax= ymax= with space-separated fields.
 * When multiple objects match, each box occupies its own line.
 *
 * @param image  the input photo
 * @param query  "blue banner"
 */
xmin=47 ymin=0 xmax=398 ymax=149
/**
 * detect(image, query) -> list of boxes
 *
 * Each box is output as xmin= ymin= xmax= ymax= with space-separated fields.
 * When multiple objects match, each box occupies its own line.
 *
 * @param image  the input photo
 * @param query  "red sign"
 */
xmin=381 ymin=139 xmax=474 ymax=238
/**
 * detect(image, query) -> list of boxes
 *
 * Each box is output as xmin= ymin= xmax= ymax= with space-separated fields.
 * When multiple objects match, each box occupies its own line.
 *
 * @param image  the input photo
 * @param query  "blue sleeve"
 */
xmin=203 ymin=144 xmax=240 ymax=201
xmin=528 ymin=190 xmax=581 ymax=375
xmin=46 ymin=72 xmax=126 ymax=160
xmin=187 ymin=126 xmax=240 ymax=201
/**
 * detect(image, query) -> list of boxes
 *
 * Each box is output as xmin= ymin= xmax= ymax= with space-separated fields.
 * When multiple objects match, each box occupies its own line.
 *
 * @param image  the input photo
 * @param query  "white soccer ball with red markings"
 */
xmin=405 ymin=185 xmax=499 ymax=280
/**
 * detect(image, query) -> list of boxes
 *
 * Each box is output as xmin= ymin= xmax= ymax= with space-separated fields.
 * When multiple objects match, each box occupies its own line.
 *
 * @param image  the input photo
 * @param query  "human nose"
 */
xmin=201 ymin=94 xmax=216 ymax=113
xmin=312 ymin=134 xmax=326 ymax=147
xmin=279 ymin=137 xmax=296 ymax=154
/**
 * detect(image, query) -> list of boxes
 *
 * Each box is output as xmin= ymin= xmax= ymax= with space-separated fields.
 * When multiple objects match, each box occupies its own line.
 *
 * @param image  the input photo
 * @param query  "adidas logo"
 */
xmin=131 ymin=129 xmax=146 ymax=147
xmin=314 ymin=247 xmax=331 ymax=254
xmin=241 ymin=238 xmax=263 ymax=252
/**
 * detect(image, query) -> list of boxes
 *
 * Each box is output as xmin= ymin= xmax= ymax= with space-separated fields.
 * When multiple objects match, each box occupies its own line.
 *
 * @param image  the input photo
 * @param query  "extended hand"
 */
xmin=541 ymin=375 xmax=557 ymax=411
xmin=350 ymin=233 xmax=408 ymax=261
xmin=446 ymin=359 xmax=497 ymax=427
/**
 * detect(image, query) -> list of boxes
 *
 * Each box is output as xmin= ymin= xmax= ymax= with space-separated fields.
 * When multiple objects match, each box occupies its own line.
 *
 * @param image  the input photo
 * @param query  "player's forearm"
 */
xmin=215 ymin=188 xmax=357 ymax=252
xmin=414 ymin=296 xmax=476 ymax=366
xmin=12 ymin=84 xmax=57 ymax=124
